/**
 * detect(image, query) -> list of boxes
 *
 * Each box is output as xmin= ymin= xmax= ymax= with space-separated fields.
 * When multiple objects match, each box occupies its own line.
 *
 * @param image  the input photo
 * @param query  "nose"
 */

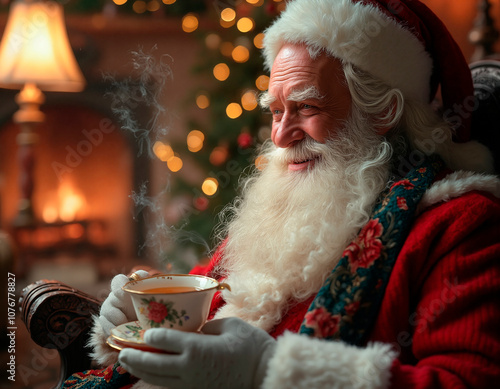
xmin=271 ymin=112 xmax=305 ymax=148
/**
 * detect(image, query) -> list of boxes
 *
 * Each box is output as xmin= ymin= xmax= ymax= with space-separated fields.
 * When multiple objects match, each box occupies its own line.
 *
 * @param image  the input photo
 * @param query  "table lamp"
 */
xmin=0 ymin=0 xmax=86 ymax=226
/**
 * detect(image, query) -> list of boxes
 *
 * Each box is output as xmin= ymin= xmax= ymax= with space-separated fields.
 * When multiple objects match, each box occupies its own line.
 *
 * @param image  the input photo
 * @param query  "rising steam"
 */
xmin=103 ymin=46 xmax=202 ymax=271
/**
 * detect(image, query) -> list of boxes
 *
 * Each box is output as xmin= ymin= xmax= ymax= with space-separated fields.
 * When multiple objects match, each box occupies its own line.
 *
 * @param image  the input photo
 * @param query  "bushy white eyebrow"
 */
xmin=288 ymin=86 xmax=324 ymax=102
xmin=259 ymin=91 xmax=276 ymax=109
xmin=259 ymin=86 xmax=324 ymax=110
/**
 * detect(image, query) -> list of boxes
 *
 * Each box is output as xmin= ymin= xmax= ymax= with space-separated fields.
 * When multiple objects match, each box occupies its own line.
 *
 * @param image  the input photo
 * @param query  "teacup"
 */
xmin=123 ymin=274 xmax=230 ymax=332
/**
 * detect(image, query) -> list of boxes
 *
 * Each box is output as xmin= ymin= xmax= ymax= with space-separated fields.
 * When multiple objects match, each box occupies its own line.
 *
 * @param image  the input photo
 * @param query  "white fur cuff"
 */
xmin=87 ymin=315 xmax=120 ymax=368
xmin=418 ymin=170 xmax=500 ymax=214
xmin=262 ymin=332 xmax=397 ymax=389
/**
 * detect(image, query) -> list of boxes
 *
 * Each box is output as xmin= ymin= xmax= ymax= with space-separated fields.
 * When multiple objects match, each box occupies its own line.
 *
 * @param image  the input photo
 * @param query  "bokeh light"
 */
xmin=220 ymin=8 xmax=236 ymax=22
xmin=209 ymin=147 xmax=229 ymax=166
xmin=133 ymin=0 xmax=147 ymax=13
xmin=162 ymin=0 xmax=176 ymax=4
xmin=220 ymin=19 xmax=236 ymax=28
xmin=196 ymin=93 xmax=210 ymax=109
xmin=226 ymin=103 xmax=243 ymax=119
xmin=213 ymin=63 xmax=230 ymax=81
xmin=205 ymin=33 xmax=221 ymax=50
xmin=167 ymin=155 xmax=183 ymax=172
xmin=253 ymin=33 xmax=264 ymax=49
xmin=187 ymin=130 xmax=205 ymax=152
xmin=241 ymin=90 xmax=258 ymax=111
xmin=220 ymin=42 xmax=234 ymax=57
xmin=182 ymin=14 xmax=199 ymax=33
xmin=232 ymin=45 xmax=250 ymax=63
xmin=237 ymin=17 xmax=254 ymax=33
xmin=255 ymin=75 xmax=270 ymax=91
xmin=147 ymin=0 xmax=160 ymax=12
xmin=153 ymin=141 xmax=174 ymax=162
xmin=202 ymin=178 xmax=219 ymax=196
xmin=113 ymin=0 xmax=127 ymax=5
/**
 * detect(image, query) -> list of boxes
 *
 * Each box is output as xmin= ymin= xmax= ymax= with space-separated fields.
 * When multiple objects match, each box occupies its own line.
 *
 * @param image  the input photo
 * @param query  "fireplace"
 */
xmin=0 ymin=85 xmax=150 ymax=279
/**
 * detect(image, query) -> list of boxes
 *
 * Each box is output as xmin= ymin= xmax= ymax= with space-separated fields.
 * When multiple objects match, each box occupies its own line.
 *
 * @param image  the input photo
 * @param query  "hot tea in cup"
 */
xmin=123 ymin=274 xmax=230 ymax=332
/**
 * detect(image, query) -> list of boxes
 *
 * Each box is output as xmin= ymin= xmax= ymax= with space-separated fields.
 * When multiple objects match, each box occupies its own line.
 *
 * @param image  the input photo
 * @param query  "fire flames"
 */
xmin=42 ymin=180 xmax=87 ymax=223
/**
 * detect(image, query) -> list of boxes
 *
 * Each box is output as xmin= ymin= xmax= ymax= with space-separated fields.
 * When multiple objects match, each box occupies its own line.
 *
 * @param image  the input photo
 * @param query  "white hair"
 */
xmin=343 ymin=61 xmax=494 ymax=173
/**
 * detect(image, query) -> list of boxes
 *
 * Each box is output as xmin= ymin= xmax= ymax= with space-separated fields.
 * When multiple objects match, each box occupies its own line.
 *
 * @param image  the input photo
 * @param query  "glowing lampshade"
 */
xmin=0 ymin=0 xmax=85 ymax=226
xmin=0 ymin=0 xmax=86 ymax=92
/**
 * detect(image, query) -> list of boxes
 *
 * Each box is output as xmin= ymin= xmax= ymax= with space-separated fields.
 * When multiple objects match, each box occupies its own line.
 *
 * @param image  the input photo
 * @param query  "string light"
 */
xmin=220 ymin=8 xmax=236 ymax=22
xmin=167 ymin=155 xmax=183 ymax=172
xmin=253 ymin=33 xmax=265 ymax=49
xmin=231 ymin=45 xmax=250 ymax=63
xmin=220 ymin=19 xmax=235 ymax=28
xmin=209 ymin=146 xmax=229 ymax=166
xmin=237 ymin=17 xmax=254 ymax=33
xmin=220 ymin=42 xmax=234 ymax=57
xmin=241 ymin=90 xmax=258 ymax=111
xmin=213 ymin=63 xmax=230 ymax=81
xmin=133 ymin=0 xmax=147 ymax=13
xmin=205 ymin=33 xmax=221 ymax=50
xmin=182 ymin=14 xmax=199 ymax=33
xmin=202 ymin=178 xmax=219 ymax=196
xmin=255 ymin=75 xmax=270 ymax=91
xmin=226 ymin=103 xmax=243 ymax=119
xmin=147 ymin=0 xmax=160 ymax=12
xmin=196 ymin=93 xmax=210 ymax=109
xmin=187 ymin=130 xmax=205 ymax=152
xmin=153 ymin=141 xmax=174 ymax=162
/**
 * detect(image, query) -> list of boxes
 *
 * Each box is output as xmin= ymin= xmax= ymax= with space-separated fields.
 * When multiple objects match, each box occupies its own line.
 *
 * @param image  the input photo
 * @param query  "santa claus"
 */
xmin=71 ymin=1 xmax=500 ymax=388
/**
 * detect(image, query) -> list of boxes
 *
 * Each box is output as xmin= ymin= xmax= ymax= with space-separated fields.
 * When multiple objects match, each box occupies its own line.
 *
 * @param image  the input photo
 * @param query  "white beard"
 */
xmin=213 ymin=108 xmax=394 ymax=332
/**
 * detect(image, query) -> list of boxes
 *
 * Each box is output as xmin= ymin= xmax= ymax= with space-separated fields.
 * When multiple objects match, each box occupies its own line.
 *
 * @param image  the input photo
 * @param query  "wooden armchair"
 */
xmin=19 ymin=279 xmax=102 ymax=388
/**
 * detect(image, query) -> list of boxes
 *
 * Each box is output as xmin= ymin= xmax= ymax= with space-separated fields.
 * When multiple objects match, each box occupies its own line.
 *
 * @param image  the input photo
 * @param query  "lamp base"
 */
xmin=12 ymin=83 xmax=45 ymax=228
xmin=12 ymin=199 xmax=35 ymax=227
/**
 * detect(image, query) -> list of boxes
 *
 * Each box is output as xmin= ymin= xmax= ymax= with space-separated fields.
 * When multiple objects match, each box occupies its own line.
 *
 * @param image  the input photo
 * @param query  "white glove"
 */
xmin=118 ymin=317 xmax=276 ymax=389
xmin=98 ymin=270 xmax=149 ymax=336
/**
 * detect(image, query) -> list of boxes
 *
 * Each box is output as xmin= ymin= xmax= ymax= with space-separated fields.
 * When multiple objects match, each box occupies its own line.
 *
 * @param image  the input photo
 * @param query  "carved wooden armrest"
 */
xmin=19 ymin=280 xmax=102 ymax=388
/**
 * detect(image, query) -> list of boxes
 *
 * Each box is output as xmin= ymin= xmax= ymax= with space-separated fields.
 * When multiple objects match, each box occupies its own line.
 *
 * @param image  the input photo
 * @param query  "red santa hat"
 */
xmin=262 ymin=0 xmax=474 ymax=143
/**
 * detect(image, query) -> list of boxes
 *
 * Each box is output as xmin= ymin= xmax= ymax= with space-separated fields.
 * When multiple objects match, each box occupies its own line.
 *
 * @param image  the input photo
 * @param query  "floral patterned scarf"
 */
xmin=299 ymin=155 xmax=444 ymax=346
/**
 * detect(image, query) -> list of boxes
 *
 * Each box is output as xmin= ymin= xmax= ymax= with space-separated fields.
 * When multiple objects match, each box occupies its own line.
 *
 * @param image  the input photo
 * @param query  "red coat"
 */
xmin=191 ymin=190 xmax=500 ymax=388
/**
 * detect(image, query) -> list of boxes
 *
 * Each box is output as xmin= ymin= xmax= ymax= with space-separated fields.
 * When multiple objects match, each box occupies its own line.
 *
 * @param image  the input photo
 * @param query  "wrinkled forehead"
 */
xmin=268 ymin=44 xmax=346 ymax=97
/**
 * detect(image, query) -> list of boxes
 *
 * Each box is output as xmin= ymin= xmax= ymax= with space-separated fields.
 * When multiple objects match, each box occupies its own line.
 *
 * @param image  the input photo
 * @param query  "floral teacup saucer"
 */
xmin=109 ymin=321 xmax=165 ymax=353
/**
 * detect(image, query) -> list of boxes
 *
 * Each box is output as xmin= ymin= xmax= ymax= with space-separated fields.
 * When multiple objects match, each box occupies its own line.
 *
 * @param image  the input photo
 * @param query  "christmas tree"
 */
xmin=157 ymin=0 xmax=285 ymax=269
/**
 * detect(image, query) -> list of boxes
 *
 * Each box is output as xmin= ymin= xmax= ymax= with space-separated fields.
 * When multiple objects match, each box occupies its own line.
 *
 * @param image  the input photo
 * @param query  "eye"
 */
xmin=270 ymin=106 xmax=283 ymax=117
xmin=300 ymin=103 xmax=319 ymax=115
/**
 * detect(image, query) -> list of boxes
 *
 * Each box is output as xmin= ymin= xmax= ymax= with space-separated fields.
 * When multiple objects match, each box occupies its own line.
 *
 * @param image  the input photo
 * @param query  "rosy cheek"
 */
xmin=303 ymin=118 xmax=330 ymax=143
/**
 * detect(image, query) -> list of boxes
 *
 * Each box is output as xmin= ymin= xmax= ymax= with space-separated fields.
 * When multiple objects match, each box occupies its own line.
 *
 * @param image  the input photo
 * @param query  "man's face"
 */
xmin=265 ymin=44 xmax=352 ymax=171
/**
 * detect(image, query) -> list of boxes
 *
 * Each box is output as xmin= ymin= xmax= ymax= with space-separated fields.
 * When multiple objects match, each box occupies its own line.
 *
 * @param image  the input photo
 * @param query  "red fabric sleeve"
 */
xmin=189 ymin=240 xmax=227 ymax=319
xmin=381 ymin=191 xmax=500 ymax=388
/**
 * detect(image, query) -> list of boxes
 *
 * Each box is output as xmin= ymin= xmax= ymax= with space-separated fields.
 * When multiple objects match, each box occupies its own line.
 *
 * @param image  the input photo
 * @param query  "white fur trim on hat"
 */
xmin=263 ymin=0 xmax=433 ymax=103
xmin=261 ymin=332 xmax=397 ymax=389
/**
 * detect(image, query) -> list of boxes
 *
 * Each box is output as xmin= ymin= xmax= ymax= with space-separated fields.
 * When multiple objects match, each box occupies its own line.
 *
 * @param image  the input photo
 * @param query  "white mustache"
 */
xmin=274 ymin=138 xmax=332 ymax=165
